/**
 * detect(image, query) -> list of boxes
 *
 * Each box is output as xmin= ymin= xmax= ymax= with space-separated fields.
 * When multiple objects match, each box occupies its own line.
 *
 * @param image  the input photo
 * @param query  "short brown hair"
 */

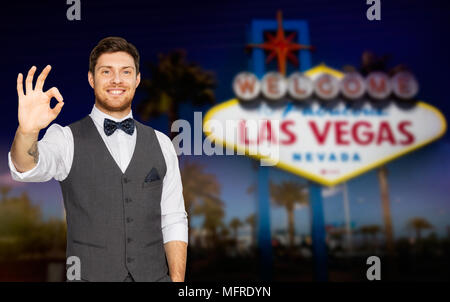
xmin=89 ymin=37 xmax=140 ymax=75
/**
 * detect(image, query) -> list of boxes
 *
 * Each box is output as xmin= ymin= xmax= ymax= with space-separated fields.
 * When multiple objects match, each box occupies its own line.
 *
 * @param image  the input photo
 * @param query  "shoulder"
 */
xmin=152 ymin=128 xmax=180 ymax=160
xmin=135 ymin=121 xmax=172 ymax=146
xmin=153 ymin=129 xmax=178 ymax=155
xmin=135 ymin=121 xmax=177 ymax=155
xmin=153 ymin=129 xmax=172 ymax=146
xmin=64 ymin=116 xmax=98 ymax=140
xmin=67 ymin=116 xmax=92 ymax=131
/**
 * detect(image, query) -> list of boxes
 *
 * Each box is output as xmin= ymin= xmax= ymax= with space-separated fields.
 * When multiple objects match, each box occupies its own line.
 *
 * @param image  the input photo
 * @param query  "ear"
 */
xmin=135 ymin=72 xmax=141 ymax=88
xmin=88 ymin=71 xmax=94 ymax=89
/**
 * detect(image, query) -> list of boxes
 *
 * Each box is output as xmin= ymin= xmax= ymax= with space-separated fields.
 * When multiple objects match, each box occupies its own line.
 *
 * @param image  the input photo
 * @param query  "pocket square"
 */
xmin=144 ymin=167 xmax=160 ymax=183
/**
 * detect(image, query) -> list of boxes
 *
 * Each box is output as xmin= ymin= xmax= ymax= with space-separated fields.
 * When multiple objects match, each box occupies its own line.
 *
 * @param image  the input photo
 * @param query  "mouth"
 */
xmin=106 ymin=88 xmax=126 ymax=96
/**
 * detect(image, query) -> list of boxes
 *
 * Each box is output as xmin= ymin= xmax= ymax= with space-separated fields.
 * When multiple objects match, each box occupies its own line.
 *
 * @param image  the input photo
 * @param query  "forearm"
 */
xmin=10 ymin=127 xmax=40 ymax=173
xmin=164 ymin=240 xmax=187 ymax=282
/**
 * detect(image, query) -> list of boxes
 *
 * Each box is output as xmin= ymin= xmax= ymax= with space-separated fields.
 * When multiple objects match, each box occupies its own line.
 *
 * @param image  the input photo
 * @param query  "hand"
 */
xmin=17 ymin=65 xmax=64 ymax=134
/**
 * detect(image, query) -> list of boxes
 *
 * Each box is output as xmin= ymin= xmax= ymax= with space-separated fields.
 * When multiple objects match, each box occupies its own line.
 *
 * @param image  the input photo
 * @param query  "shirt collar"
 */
xmin=89 ymin=104 xmax=133 ymax=128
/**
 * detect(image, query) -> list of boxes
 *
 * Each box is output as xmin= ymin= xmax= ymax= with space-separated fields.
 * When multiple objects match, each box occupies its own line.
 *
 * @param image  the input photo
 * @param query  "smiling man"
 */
xmin=8 ymin=37 xmax=188 ymax=282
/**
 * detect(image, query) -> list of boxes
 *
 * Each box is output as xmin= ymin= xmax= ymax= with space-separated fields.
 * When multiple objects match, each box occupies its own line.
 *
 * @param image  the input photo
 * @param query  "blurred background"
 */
xmin=1 ymin=0 xmax=449 ymax=281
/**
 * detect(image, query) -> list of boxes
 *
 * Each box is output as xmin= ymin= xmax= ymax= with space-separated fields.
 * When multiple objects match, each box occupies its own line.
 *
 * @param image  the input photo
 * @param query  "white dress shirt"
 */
xmin=8 ymin=104 xmax=188 ymax=244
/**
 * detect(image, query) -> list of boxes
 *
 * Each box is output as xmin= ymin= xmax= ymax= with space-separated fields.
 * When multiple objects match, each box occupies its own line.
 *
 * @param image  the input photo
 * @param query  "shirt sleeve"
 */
xmin=8 ymin=123 xmax=73 ymax=182
xmin=155 ymin=130 xmax=188 ymax=244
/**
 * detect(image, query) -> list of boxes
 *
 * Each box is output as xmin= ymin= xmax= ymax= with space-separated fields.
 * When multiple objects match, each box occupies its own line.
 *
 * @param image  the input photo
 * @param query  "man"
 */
xmin=8 ymin=37 xmax=188 ymax=282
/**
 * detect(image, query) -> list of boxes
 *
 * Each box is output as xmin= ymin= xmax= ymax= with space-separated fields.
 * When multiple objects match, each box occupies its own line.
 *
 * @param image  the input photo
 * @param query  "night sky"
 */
xmin=1 ymin=0 xmax=449 ymax=239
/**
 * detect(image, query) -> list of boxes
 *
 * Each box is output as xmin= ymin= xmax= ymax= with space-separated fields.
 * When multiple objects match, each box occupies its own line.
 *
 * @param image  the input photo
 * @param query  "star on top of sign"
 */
xmin=246 ymin=10 xmax=315 ymax=75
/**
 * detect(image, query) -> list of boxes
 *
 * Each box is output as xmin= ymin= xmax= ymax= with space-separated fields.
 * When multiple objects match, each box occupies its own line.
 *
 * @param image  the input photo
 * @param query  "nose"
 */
xmin=111 ymin=71 xmax=122 ymax=84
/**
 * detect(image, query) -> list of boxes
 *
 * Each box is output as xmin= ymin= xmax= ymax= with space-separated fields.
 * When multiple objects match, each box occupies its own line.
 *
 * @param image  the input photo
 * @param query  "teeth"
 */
xmin=108 ymin=90 xmax=124 ymax=95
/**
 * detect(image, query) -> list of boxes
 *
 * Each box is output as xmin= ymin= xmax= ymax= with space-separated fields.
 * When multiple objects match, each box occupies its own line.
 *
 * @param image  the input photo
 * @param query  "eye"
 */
xmin=123 ymin=70 xmax=131 ymax=75
xmin=102 ymin=70 xmax=110 ymax=75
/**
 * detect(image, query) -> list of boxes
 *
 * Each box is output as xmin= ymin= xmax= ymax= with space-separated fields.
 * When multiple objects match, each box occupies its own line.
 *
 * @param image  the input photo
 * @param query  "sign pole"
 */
xmin=257 ymin=165 xmax=273 ymax=280
xmin=250 ymin=19 xmax=273 ymax=281
xmin=342 ymin=182 xmax=353 ymax=254
xmin=309 ymin=181 xmax=328 ymax=281
xmin=249 ymin=15 xmax=315 ymax=281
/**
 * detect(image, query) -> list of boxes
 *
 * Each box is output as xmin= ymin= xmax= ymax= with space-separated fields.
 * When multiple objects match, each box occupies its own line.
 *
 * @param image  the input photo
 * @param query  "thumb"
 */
xmin=52 ymin=102 xmax=64 ymax=118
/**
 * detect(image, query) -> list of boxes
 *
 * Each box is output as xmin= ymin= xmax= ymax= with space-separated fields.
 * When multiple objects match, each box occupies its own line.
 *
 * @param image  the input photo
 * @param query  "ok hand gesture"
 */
xmin=17 ymin=65 xmax=64 ymax=134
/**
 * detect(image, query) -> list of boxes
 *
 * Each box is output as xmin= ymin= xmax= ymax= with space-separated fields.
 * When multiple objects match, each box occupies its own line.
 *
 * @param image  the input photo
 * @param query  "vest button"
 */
xmin=123 ymin=177 xmax=130 ymax=183
xmin=127 ymin=257 xmax=134 ymax=263
xmin=127 ymin=237 xmax=133 ymax=243
xmin=126 ymin=217 xmax=133 ymax=223
xmin=125 ymin=198 xmax=132 ymax=203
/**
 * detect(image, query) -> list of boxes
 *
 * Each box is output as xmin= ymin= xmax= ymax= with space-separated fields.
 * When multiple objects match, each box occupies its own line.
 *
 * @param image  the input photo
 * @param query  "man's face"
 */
xmin=88 ymin=51 xmax=140 ymax=114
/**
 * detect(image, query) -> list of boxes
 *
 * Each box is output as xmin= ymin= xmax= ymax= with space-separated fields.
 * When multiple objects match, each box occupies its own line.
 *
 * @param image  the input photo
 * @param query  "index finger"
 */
xmin=25 ymin=66 xmax=36 ymax=94
xmin=17 ymin=73 xmax=24 ymax=97
xmin=35 ymin=65 xmax=51 ymax=91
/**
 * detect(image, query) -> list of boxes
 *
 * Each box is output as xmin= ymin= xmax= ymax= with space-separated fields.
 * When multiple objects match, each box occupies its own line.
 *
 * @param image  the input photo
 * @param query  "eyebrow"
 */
xmin=97 ymin=65 xmax=135 ymax=70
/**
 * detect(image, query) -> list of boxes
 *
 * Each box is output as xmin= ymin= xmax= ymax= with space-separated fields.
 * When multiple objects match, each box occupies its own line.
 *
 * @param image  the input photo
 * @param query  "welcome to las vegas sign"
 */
xmin=203 ymin=64 xmax=447 ymax=186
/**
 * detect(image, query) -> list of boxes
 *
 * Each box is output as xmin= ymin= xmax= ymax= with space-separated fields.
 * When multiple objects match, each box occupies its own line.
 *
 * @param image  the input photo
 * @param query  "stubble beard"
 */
xmin=94 ymin=89 xmax=135 ymax=113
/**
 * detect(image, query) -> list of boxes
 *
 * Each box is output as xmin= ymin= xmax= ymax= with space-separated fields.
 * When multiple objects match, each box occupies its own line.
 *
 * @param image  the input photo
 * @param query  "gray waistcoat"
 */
xmin=59 ymin=116 xmax=169 ymax=282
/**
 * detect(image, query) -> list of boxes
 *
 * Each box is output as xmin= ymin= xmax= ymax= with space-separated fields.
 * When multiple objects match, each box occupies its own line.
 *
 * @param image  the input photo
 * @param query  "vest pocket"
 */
xmin=143 ymin=238 xmax=161 ymax=248
xmin=70 ymin=239 xmax=108 ymax=281
xmin=73 ymin=239 xmax=106 ymax=249
xmin=142 ymin=179 xmax=162 ymax=189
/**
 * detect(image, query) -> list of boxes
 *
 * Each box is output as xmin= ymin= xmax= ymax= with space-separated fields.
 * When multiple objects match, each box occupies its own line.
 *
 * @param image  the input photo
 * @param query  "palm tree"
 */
xmin=219 ymin=224 xmax=230 ymax=240
xmin=270 ymin=181 xmax=308 ymax=249
xmin=245 ymin=213 xmax=256 ymax=248
xmin=0 ymin=192 xmax=41 ymax=240
xmin=358 ymin=224 xmax=382 ymax=252
xmin=180 ymin=160 xmax=221 ymax=244
xmin=229 ymin=217 xmax=243 ymax=244
xmin=345 ymin=50 xmax=409 ymax=256
xmin=407 ymin=217 xmax=433 ymax=242
xmin=192 ymin=196 xmax=225 ymax=248
xmin=137 ymin=50 xmax=216 ymax=138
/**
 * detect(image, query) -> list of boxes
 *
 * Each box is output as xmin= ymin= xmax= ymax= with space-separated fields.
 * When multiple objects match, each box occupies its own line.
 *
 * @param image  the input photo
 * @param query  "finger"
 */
xmin=45 ymin=87 xmax=64 ymax=103
xmin=35 ymin=65 xmax=51 ymax=91
xmin=51 ymin=101 xmax=64 ymax=118
xmin=17 ymin=73 xmax=24 ymax=97
xmin=25 ymin=66 xmax=37 ymax=94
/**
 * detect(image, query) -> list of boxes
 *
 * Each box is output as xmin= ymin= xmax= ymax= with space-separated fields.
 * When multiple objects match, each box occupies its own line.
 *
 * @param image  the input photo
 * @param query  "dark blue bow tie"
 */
xmin=104 ymin=118 xmax=135 ymax=136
